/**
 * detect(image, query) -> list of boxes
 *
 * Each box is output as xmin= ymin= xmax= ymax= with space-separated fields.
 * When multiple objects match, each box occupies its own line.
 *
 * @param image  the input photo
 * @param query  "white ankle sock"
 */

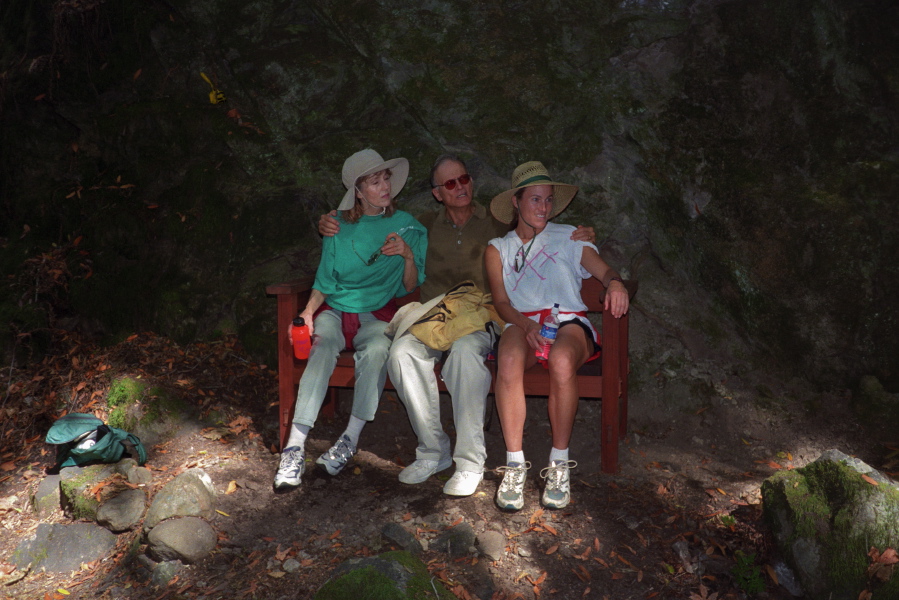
xmin=507 ymin=450 xmax=525 ymax=466
xmin=342 ymin=415 xmax=366 ymax=447
xmin=286 ymin=423 xmax=310 ymax=449
xmin=549 ymin=446 xmax=569 ymax=465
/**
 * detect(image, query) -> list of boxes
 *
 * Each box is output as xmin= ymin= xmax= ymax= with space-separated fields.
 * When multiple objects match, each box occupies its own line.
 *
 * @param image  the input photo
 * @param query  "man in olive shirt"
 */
xmin=319 ymin=155 xmax=593 ymax=496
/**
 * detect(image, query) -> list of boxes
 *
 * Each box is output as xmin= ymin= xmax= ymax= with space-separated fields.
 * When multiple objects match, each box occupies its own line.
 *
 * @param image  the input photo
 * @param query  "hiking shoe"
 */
xmin=495 ymin=462 xmax=530 ymax=511
xmin=399 ymin=456 xmax=453 ymax=484
xmin=316 ymin=434 xmax=357 ymax=476
xmin=443 ymin=470 xmax=483 ymax=496
xmin=274 ymin=446 xmax=305 ymax=489
xmin=540 ymin=460 xmax=577 ymax=509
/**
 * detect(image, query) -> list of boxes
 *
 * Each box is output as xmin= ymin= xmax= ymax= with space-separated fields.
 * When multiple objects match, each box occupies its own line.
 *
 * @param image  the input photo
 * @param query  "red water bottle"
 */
xmin=291 ymin=317 xmax=311 ymax=359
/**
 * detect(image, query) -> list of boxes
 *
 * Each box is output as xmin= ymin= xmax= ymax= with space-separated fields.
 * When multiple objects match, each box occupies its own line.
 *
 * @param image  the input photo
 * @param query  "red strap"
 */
xmin=316 ymin=299 xmax=399 ymax=350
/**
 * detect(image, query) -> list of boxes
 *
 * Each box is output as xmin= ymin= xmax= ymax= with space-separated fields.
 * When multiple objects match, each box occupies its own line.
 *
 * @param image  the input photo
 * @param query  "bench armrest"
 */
xmin=265 ymin=277 xmax=316 ymax=297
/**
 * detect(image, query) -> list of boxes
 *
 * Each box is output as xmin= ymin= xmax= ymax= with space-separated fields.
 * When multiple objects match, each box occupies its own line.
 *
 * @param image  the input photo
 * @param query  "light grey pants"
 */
xmin=387 ymin=329 xmax=493 ymax=474
xmin=291 ymin=309 xmax=390 ymax=428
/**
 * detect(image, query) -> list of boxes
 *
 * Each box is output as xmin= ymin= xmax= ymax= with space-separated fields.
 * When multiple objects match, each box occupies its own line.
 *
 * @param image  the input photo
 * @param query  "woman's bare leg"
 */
xmin=545 ymin=325 xmax=591 ymax=451
xmin=494 ymin=326 xmax=539 ymax=453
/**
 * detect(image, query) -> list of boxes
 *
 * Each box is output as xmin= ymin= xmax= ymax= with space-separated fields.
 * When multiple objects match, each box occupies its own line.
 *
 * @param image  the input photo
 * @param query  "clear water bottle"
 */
xmin=291 ymin=317 xmax=311 ymax=360
xmin=536 ymin=303 xmax=560 ymax=360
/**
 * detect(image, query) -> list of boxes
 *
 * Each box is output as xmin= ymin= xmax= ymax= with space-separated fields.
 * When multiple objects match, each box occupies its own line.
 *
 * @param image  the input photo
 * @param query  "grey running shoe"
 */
xmin=540 ymin=460 xmax=577 ymax=509
xmin=274 ymin=446 xmax=305 ymax=489
xmin=316 ymin=434 xmax=357 ymax=476
xmin=495 ymin=462 xmax=530 ymax=511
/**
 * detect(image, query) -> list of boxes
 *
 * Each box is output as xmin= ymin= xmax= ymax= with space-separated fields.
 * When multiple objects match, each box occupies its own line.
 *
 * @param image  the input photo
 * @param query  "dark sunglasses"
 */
xmin=352 ymin=240 xmax=381 ymax=266
xmin=433 ymin=173 xmax=471 ymax=190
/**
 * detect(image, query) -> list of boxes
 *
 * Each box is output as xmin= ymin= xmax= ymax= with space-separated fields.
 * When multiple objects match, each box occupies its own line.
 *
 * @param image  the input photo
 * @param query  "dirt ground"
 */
xmin=0 ymin=331 xmax=891 ymax=600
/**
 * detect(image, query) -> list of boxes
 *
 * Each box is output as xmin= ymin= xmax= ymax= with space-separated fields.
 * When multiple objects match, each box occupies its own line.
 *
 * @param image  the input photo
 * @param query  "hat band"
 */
xmin=516 ymin=174 xmax=553 ymax=188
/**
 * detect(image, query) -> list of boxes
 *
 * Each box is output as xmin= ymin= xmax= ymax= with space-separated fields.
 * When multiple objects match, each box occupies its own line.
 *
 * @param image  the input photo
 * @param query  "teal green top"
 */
xmin=313 ymin=210 xmax=428 ymax=313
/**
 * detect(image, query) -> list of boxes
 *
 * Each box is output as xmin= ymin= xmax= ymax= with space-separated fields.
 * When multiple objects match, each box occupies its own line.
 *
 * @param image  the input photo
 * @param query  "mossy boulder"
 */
xmin=762 ymin=449 xmax=899 ymax=599
xmin=106 ymin=376 xmax=192 ymax=447
xmin=314 ymin=550 xmax=454 ymax=600
xmin=59 ymin=463 xmax=116 ymax=521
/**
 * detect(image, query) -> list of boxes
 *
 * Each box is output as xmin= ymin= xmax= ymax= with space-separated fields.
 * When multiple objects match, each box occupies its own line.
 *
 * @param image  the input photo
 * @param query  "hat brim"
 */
xmin=338 ymin=157 xmax=409 ymax=211
xmin=387 ymin=292 xmax=447 ymax=340
xmin=489 ymin=182 xmax=579 ymax=224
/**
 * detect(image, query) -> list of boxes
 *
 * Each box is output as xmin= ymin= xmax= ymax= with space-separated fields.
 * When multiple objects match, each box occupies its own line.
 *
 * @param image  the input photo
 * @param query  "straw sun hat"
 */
xmin=489 ymin=161 xmax=579 ymax=224
xmin=338 ymin=149 xmax=410 ymax=211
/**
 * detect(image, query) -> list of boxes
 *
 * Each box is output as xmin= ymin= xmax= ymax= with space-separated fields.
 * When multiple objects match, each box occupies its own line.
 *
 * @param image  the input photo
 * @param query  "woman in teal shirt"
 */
xmin=275 ymin=149 xmax=427 ymax=490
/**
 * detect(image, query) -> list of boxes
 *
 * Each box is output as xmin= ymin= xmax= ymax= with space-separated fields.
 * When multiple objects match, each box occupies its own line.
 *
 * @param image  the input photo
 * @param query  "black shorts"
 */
xmin=558 ymin=319 xmax=601 ymax=357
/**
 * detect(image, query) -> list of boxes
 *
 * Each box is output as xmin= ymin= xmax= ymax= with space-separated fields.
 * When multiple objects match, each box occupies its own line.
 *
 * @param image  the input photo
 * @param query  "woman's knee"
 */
xmin=546 ymin=349 xmax=580 ymax=380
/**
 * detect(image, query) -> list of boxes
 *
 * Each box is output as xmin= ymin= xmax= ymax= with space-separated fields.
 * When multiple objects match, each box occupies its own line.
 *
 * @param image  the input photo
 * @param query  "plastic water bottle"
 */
xmin=291 ymin=317 xmax=311 ymax=360
xmin=536 ymin=303 xmax=560 ymax=360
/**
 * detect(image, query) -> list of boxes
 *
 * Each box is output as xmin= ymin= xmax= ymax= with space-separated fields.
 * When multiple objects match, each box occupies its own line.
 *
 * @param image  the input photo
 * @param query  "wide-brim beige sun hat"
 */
xmin=338 ymin=149 xmax=410 ymax=211
xmin=489 ymin=161 xmax=579 ymax=224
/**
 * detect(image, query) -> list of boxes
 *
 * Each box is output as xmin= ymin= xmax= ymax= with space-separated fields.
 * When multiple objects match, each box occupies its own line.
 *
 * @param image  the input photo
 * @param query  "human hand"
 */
xmin=605 ymin=281 xmax=629 ymax=318
xmin=571 ymin=225 xmax=596 ymax=244
xmin=380 ymin=232 xmax=412 ymax=260
xmin=288 ymin=310 xmax=316 ymax=341
xmin=524 ymin=319 xmax=544 ymax=351
xmin=318 ymin=210 xmax=340 ymax=237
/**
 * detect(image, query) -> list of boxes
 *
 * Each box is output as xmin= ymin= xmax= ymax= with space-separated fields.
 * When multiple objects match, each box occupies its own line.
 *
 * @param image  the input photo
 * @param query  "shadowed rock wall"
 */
xmin=1 ymin=0 xmax=897 ymax=395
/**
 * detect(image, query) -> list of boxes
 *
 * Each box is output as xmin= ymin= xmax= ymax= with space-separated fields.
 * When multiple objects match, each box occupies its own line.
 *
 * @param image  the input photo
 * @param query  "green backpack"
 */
xmin=46 ymin=413 xmax=148 ymax=468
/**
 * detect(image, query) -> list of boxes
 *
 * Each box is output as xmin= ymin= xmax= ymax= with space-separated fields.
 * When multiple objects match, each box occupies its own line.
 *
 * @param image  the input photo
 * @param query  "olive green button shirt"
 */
xmin=417 ymin=202 xmax=509 ymax=302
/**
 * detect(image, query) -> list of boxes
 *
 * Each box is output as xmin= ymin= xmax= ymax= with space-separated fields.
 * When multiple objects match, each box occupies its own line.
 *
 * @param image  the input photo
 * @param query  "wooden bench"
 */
xmin=265 ymin=277 xmax=636 ymax=473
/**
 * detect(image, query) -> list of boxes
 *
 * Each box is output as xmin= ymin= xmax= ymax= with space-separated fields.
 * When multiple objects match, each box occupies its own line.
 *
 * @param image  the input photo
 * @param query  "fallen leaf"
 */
xmin=133 ymin=68 xmax=142 ymax=81
xmin=215 ymin=510 xmax=230 ymax=517
xmin=0 ymin=462 xmax=15 ymax=472
xmin=572 ymin=567 xmax=589 ymax=583
xmin=765 ymin=563 xmax=779 ymax=584
xmin=268 ymin=571 xmax=285 ymax=578
xmin=862 ymin=474 xmax=879 ymax=486
xmin=545 ymin=545 xmax=559 ymax=555
xmin=225 ymin=480 xmax=238 ymax=495
xmin=877 ymin=548 xmax=898 ymax=565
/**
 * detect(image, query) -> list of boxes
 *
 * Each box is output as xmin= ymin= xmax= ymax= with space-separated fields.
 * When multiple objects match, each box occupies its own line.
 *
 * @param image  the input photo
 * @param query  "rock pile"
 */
xmin=14 ymin=460 xmax=219 ymax=585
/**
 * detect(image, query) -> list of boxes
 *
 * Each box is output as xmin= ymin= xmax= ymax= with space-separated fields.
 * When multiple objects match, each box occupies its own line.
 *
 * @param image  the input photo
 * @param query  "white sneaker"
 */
xmin=399 ymin=456 xmax=453 ymax=484
xmin=273 ymin=446 xmax=305 ymax=489
xmin=316 ymin=434 xmax=357 ymax=476
xmin=495 ymin=462 xmax=530 ymax=511
xmin=443 ymin=470 xmax=483 ymax=496
xmin=540 ymin=460 xmax=577 ymax=509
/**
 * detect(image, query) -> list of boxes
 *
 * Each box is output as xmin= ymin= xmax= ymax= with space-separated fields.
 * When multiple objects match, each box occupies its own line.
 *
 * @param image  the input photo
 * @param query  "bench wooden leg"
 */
xmin=276 ymin=294 xmax=299 ymax=450
xmin=601 ymin=314 xmax=622 ymax=474
xmin=619 ymin=312 xmax=629 ymax=437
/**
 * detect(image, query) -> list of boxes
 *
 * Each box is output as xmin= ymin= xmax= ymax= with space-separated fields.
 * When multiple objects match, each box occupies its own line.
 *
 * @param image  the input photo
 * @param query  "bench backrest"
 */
xmin=398 ymin=277 xmax=606 ymax=311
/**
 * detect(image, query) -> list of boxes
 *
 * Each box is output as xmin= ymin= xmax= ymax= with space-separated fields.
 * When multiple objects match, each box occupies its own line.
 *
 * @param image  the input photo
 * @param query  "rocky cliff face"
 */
xmin=2 ymin=0 xmax=897 ymax=398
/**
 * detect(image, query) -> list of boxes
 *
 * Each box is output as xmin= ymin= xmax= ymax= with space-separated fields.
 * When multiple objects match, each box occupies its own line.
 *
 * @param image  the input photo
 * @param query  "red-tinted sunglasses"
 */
xmin=434 ymin=173 xmax=471 ymax=190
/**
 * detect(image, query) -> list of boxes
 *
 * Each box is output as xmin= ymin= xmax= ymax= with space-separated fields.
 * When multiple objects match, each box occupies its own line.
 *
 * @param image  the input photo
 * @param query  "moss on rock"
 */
xmin=762 ymin=450 xmax=899 ymax=599
xmin=314 ymin=550 xmax=454 ymax=600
